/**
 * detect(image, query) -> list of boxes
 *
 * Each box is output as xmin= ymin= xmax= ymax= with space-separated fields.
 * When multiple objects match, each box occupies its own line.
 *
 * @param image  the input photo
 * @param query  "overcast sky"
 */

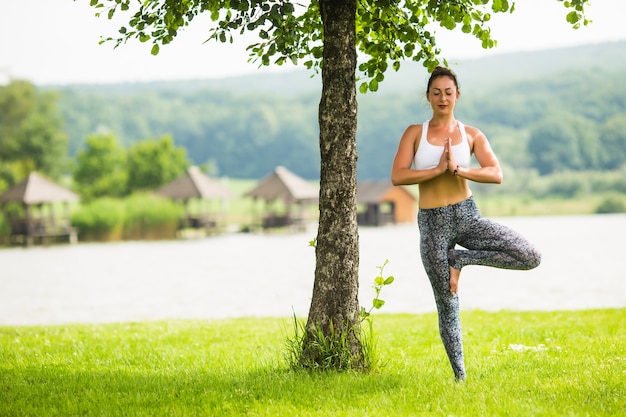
xmin=1 ymin=0 xmax=625 ymax=85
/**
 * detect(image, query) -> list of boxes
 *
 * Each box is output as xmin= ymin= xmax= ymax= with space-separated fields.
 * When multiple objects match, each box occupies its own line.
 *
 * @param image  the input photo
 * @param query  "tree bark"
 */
xmin=302 ymin=0 xmax=362 ymax=366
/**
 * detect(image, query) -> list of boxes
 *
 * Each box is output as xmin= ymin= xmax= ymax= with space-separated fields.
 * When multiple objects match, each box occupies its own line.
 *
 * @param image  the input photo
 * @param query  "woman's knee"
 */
xmin=522 ymin=245 xmax=542 ymax=269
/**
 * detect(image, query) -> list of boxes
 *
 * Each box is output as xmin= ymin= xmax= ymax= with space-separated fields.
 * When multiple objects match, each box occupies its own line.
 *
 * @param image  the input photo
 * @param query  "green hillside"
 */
xmin=48 ymin=41 xmax=626 ymax=181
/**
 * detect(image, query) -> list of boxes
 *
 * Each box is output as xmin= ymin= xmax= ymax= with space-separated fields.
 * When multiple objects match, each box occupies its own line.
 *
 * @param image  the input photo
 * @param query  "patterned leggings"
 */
xmin=417 ymin=196 xmax=541 ymax=380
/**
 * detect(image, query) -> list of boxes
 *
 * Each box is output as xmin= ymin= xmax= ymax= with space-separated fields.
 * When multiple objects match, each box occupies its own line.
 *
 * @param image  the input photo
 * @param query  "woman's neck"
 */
xmin=429 ymin=115 xmax=457 ymax=127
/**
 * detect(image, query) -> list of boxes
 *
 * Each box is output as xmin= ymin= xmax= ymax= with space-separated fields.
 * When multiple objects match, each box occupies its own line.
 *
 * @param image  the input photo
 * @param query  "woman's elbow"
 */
xmin=491 ymin=167 xmax=503 ymax=184
xmin=390 ymin=170 xmax=404 ymax=186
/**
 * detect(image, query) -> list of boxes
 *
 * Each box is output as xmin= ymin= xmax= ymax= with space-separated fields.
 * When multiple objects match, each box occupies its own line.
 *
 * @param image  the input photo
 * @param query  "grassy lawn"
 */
xmin=1 ymin=309 xmax=624 ymax=416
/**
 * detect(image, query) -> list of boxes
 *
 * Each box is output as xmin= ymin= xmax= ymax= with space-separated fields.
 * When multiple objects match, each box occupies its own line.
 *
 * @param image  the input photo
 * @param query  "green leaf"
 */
xmin=373 ymin=299 xmax=385 ymax=309
xmin=566 ymin=11 xmax=580 ymax=25
xmin=374 ymin=276 xmax=385 ymax=286
xmin=384 ymin=276 xmax=395 ymax=285
xmin=369 ymin=78 xmax=379 ymax=92
xmin=150 ymin=43 xmax=160 ymax=56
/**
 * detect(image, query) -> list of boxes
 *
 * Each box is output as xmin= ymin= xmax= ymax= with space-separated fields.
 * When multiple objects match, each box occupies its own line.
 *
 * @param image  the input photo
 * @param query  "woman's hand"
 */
xmin=444 ymin=137 xmax=458 ymax=174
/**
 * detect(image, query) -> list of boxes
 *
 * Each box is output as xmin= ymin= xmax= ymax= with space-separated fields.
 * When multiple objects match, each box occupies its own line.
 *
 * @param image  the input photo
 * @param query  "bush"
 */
xmin=71 ymin=198 xmax=125 ymax=241
xmin=71 ymin=194 xmax=184 ymax=241
xmin=0 ymin=211 xmax=9 ymax=245
xmin=595 ymin=196 xmax=626 ymax=214
xmin=122 ymin=193 xmax=183 ymax=240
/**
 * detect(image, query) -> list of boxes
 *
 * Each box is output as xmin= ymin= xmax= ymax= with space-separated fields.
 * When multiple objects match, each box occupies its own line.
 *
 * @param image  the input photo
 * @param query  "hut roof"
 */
xmin=357 ymin=181 xmax=416 ymax=204
xmin=0 ymin=172 xmax=80 ymax=205
xmin=155 ymin=166 xmax=235 ymax=200
xmin=244 ymin=166 xmax=319 ymax=203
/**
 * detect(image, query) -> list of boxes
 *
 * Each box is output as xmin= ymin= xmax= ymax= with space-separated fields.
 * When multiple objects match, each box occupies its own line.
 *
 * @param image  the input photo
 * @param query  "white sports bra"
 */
xmin=413 ymin=120 xmax=471 ymax=170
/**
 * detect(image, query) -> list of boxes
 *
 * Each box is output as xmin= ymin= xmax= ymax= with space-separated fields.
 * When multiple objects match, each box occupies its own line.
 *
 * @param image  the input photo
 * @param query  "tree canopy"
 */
xmin=73 ymin=133 xmax=128 ymax=200
xmin=91 ymin=0 xmax=589 ymax=92
xmin=0 ymin=80 xmax=68 ymax=187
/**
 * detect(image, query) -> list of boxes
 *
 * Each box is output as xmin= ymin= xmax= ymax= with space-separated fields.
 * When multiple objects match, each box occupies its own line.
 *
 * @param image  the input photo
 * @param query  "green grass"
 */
xmin=1 ymin=309 xmax=624 ymax=416
xmin=474 ymin=194 xmax=626 ymax=217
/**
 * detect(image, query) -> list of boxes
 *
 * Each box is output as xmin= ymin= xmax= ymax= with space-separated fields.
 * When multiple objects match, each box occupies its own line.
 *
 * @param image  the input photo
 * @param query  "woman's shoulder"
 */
xmin=402 ymin=122 xmax=424 ymax=139
xmin=459 ymin=121 xmax=487 ymax=141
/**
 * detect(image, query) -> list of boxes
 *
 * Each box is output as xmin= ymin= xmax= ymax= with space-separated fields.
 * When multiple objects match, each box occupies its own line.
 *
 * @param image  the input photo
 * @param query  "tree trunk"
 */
xmin=302 ymin=0 xmax=362 ymax=367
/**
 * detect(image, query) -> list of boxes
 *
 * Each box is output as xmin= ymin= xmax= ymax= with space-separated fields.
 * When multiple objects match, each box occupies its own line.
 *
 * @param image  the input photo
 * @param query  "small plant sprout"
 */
xmin=361 ymin=259 xmax=394 ymax=321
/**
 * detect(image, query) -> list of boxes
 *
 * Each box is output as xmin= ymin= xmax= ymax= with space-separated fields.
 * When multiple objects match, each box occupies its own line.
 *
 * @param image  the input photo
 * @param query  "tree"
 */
xmin=527 ymin=112 xmax=599 ymax=175
xmin=599 ymin=113 xmax=626 ymax=170
xmin=73 ymin=133 xmax=128 ymax=200
xmin=0 ymin=80 xmax=68 ymax=183
xmin=126 ymin=134 xmax=190 ymax=192
xmin=86 ymin=0 xmax=590 ymax=369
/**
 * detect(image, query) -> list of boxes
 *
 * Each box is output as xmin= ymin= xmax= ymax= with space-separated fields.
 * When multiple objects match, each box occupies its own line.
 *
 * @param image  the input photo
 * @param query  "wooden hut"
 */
xmin=155 ymin=166 xmax=235 ymax=231
xmin=244 ymin=166 xmax=319 ymax=230
xmin=356 ymin=181 xmax=417 ymax=226
xmin=0 ymin=172 xmax=79 ymax=245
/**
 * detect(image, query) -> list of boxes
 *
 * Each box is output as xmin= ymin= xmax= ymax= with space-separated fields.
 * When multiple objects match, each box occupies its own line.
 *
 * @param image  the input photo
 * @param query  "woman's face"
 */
xmin=426 ymin=76 xmax=460 ymax=115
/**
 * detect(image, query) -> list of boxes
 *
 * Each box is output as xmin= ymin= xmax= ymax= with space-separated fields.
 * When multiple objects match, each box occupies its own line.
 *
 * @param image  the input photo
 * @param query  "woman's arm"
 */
xmin=454 ymin=127 xmax=503 ymax=184
xmin=391 ymin=124 xmax=448 ymax=186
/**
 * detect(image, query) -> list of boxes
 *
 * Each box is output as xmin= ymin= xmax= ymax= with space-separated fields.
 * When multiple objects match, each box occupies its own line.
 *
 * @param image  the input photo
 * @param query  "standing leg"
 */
xmin=418 ymin=209 xmax=466 ymax=381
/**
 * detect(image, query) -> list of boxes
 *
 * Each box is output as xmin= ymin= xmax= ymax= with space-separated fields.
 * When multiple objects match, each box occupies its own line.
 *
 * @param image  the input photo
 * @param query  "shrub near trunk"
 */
xmin=122 ymin=193 xmax=183 ymax=240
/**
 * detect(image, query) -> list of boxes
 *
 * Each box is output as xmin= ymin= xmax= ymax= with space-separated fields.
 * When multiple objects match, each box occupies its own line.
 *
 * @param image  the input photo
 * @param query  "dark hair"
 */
xmin=426 ymin=66 xmax=459 ymax=93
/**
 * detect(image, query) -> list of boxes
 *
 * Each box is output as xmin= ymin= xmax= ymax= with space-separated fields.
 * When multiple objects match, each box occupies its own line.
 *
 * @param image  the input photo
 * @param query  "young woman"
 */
xmin=391 ymin=66 xmax=541 ymax=381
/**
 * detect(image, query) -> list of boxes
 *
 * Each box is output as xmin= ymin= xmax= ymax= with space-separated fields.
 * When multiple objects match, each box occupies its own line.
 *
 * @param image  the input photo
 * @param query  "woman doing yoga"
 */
xmin=390 ymin=66 xmax=542 ymax=381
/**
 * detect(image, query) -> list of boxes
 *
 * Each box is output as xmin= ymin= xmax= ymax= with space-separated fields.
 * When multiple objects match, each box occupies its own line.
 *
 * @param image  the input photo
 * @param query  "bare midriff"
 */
xmin=418 ymin=174 xmax=472 ymax=209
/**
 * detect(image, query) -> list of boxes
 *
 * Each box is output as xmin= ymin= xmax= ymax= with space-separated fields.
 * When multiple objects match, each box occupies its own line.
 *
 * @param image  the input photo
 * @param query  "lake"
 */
xmin=1 ymin=214 xmax=625 ymax=326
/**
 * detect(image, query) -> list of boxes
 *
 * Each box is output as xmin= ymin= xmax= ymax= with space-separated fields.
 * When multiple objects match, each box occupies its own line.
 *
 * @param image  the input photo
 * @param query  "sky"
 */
xmin=1 ymin=0 xmax=625 ymax=85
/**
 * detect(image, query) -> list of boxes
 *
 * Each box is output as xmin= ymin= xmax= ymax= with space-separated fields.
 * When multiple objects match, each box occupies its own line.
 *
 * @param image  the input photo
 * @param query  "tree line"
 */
xmin=1 ymin=45 xmax=626 ymax=197
xmin=58 ymin=68 xmax=626 ymax=182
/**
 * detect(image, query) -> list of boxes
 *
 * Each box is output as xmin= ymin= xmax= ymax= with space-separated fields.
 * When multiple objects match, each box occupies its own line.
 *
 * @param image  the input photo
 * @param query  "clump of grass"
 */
xmin=1 ymin=309 xmax=624 ymax=416
xmin=285 ymin=241 xmax=395 ymax=372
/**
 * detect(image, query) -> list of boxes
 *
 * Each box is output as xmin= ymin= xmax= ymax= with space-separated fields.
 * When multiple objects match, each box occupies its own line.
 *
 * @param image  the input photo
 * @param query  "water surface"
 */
xmin=1 ymin=214 xmax=624 ymax=326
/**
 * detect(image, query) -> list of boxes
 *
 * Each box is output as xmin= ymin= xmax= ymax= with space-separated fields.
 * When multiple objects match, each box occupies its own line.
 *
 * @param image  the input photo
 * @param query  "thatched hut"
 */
xmin=155 ymin=166 xmax=235 ymax=231
xmin=0 ymin=172 xmax=79 ymax=245
xmin=244 ymin=166 xmax=319 ymax=230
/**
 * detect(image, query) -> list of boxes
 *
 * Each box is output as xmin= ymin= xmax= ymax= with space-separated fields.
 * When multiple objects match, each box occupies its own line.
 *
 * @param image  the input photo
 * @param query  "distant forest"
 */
xmin=53 ymin=41 xmax=626 ymax=181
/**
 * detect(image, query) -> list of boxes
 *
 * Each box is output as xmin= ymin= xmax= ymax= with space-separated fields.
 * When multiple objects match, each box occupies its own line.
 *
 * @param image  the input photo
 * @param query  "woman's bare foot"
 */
xmin=449 ymin=266 xmax=461 ymax=294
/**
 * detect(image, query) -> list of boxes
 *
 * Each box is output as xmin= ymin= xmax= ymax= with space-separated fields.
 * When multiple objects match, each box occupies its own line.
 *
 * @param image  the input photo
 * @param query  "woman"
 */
xmin=391 ymin=66 xmax=541 ymax=381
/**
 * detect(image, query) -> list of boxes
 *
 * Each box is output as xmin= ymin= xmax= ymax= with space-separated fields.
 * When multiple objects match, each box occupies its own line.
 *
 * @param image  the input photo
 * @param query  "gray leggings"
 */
xmin=417 ymin=196 xmax=541 ymax=380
